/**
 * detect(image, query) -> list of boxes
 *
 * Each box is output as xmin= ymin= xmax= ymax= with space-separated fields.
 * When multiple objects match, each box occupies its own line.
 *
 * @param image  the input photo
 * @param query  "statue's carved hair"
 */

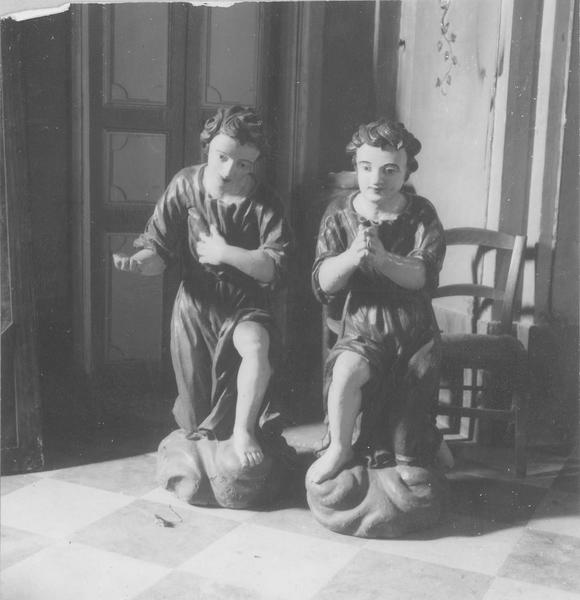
xmin=200 ymin=106 xmax=267 ymax=155
xmin=346 ymin=119 xmax=421 ymax=175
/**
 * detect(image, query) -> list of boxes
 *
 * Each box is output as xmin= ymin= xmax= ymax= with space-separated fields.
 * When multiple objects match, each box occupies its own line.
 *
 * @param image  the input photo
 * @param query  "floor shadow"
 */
xmin=42 ymin=409 xmax=174 ymax=471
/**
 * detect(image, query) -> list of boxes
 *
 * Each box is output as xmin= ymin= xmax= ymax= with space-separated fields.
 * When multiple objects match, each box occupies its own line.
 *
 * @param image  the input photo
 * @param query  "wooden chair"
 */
xmin=433 ymin=228 xmax=528 ymax=477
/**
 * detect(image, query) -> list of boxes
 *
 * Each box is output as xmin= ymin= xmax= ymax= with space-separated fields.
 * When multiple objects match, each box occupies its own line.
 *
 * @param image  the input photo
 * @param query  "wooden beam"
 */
xmin=534 ymin=0 xmax=575 ymax=319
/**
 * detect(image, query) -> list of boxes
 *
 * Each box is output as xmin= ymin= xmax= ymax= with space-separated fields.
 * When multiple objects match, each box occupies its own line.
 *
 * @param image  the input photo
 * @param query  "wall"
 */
xmin=397 ymin=0 xmax=502 ymax=230
xmin=19 ymin=13 xmax=72 ymax=367
xmin=396 ymin=0 xmax=506 ymax=323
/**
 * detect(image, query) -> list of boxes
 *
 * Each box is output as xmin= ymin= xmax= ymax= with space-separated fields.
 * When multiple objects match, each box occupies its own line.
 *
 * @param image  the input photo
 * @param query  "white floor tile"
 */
xmin=0 ymin=541 xmax=168 ymax=600
xmin=179 ymin=523 xmax=360 ymax=600
xmin=0 ymin=478 xmax=134 ymax=539
xmin=483 ymin=577 xmax=580 ymax=600
xmin=364 ymin=513 xmax=526 ymax=576
xmin=247 ymin=506 xmax=367 ymax=546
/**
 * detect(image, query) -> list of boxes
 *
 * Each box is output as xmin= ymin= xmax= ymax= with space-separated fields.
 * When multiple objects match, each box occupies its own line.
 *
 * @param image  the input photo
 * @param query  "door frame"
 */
xmin=1 ymin=19 xmax=44 ymax=473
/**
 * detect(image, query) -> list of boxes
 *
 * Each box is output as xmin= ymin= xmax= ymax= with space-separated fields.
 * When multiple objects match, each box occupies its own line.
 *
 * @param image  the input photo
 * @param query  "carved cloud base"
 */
xmin=156 ymin=429 xmax=287 ymax=509
xmin=306 ymin=463 xmax=448 ymax=538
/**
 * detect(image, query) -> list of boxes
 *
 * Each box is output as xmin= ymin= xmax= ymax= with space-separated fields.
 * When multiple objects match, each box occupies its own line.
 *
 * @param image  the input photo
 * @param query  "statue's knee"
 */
xmin=332 ymin=352 xmax=370 ymax=388
xmin=233 ymin=321 xmax=270 ymax=360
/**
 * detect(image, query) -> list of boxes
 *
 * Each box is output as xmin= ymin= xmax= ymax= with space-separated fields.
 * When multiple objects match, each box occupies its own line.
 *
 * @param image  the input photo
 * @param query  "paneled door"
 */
xmin=73 ymin=3 xmax=277 ymax=413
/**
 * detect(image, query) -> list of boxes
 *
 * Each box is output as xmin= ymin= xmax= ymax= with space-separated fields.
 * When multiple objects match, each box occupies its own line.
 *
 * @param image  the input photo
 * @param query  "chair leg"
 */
xmin=467 ymin=368 xmax=478 ymax=440
xmin=449 ymin=366 xmax=463 ymax=435
xmin=513 ymin=389 xmax=528 ymax=478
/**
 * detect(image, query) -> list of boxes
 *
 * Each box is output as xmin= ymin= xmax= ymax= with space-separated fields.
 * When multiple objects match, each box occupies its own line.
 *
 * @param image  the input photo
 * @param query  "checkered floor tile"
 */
xmin=1 ymin=438 xmax=579 ymax=599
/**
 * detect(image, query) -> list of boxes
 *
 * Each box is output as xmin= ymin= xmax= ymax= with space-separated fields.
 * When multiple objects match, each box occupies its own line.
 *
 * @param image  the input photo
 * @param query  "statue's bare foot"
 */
xmin=233 ymin=430 xmax=264 ymax=468
xmin=307 ymin=445 xmax=354 ymax=484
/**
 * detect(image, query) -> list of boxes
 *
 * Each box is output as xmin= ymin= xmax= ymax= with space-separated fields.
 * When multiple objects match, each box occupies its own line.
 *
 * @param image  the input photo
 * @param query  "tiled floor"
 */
xmin=1 ymin=426 xmax=579 ymax=600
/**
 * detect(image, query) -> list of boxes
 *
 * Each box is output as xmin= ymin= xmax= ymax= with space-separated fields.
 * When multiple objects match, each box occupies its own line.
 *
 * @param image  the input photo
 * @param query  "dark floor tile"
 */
xmin=72 ymin=498 xmax=239 ymax=568
xmin=0 ymin=474 xmax=40 ymax=496
xmin=248 ymin=506 xmax=366 ymax=547
xmin=499 ymin=528 xmax=580 ymax=594
xmin=0 ymin=526 xmax=53 ymax=571
xmin=134 ymin=570 xmax=271 ymax=600
xmin=312 ymin=549 xmax=492 ymax=600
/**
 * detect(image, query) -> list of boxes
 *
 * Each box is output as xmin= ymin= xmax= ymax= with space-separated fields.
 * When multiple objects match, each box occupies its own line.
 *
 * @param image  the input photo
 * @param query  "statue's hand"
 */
xmin=367 ymin=227 xmax=389 ymax=269
xmin=113 ymin=252 xmax=142 ymax=273
xmin=112 ymin=248 xmax=165 ymax=276
xmin=197 ymin=224 xmax=228 ymax=266
xmin=345 ymin=225 xmax=372 ymax=267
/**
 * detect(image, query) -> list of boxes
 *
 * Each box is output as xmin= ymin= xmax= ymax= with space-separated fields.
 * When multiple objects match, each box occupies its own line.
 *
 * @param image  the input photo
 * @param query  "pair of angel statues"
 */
xmin=113 ymin=106 xmax=451 ymax=538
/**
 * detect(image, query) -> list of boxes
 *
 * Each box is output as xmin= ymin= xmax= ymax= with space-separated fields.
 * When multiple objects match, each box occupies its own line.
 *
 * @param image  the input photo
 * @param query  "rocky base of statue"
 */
xmin=156 ymin=429 xmax=292 ymax=509
xmin=306 ymin=463 xmax=448 ymax=538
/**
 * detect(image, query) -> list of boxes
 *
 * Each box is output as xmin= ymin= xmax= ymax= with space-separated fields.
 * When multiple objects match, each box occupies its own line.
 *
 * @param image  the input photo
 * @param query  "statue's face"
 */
xmin=355 ymin=144 xmax=408 ymax=204
xmin=206 ymin=133 xmax=260 ymax=196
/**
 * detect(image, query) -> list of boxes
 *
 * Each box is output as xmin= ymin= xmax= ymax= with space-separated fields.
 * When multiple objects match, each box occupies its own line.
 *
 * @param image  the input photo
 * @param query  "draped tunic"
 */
xmin=137 ymin=165 xmax=292 ymax=438
xmin=312 ymin=191 xmax=446 ymax=467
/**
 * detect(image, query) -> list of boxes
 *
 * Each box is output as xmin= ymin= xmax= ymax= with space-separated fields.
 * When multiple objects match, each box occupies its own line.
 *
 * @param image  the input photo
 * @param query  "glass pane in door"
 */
xmin=104 ymin=4 xmax=169 ymax=105
xmin=104 ymin=131 xmax=167 ymax=205
xmin=203 ymin=4 xmax=259 ymax=106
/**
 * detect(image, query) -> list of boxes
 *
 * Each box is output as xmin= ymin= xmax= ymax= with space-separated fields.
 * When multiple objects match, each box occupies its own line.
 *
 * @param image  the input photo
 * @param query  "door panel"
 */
xmin=203 ymin=4 xmax=260 ymax=107
xmin=105 ymin=233 xmax=164 ymax=363
xmin=168 ymin=6 xmax=275 ymax=173
xmin=88 ymin=3 xmax=188 ymax=374
xmin=192 ymin=5 xmax=269 ymax=158
xmin=104 ymin=130 xmax=167 ymax=206
xmin=104 ymin=4 xmax=169 ymax=106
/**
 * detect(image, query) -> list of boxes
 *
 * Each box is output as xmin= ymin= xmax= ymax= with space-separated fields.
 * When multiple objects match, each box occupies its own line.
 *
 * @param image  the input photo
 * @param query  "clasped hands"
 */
xmin=346 ymin=224 xmax=389 ymax=271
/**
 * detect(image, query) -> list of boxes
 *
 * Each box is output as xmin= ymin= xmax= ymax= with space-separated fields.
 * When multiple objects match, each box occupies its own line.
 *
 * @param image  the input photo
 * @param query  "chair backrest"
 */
xmin=432 ymin=227 xmax=527 ymax=334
